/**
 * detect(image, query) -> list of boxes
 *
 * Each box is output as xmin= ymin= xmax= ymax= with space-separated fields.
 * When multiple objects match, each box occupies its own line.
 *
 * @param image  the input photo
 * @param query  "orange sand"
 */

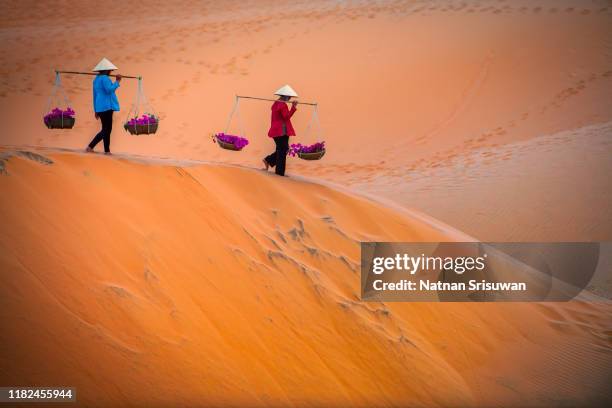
xmin=1 ymin=150 xmax=611 ymax=407
xmin=0 ymin=0 xmax=611 ymax=406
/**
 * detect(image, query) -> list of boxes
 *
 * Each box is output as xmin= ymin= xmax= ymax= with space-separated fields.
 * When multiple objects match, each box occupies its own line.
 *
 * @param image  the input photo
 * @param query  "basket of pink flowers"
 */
xmin=44 ymin=107 xmax=75 ymax=129
xmin=289 ymin=141 xmax=325 ymax=160
xmin=214 ymin=133 xmax=249 ymax=151
xmin=124 ymin=113 xmax=159 ymax=135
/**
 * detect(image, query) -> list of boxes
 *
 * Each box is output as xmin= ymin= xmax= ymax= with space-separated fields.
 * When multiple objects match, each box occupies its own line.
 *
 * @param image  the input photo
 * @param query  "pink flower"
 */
xmin=126 ymin=114 xmax=158 ymax=126
xmin=216 ymin=133 xmax=249 ymax=149
xmin=43 ymin=107 xmax=75 ymax=124
xmin=289 ymin=141 xmax=325 ymax=156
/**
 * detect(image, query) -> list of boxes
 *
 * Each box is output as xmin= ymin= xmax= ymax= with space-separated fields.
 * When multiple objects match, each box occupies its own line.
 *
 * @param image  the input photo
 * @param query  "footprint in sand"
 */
xmin=477 ymin=133 xmax=491 ymax=142
xmin=178 ymin=81 xmax=189 ymax=93
xmin=162 ymin=88 xmax=176 ymax=101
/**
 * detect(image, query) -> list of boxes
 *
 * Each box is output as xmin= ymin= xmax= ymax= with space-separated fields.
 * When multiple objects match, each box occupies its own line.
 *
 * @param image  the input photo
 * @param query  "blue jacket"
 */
xmin=93 ymin=75 xmax=120 ymax=113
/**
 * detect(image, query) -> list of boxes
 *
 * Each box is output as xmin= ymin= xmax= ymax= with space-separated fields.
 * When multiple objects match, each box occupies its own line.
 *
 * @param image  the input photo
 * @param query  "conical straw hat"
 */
xmin=92 ymin=58 xmax=118 ymax=72
xmin=274 ymin=84 xmax=298 ymax=97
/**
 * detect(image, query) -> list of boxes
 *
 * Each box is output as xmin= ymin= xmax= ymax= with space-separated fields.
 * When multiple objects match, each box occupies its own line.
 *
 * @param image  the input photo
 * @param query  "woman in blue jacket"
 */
xmin=86 ymin=58 xmax=122 ymax=155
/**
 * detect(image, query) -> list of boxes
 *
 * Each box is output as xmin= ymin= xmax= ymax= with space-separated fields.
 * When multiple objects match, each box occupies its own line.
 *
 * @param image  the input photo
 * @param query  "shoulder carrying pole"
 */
xmin=236 ymin=95 xmax=317 ymax=106
xmin=56 ymin=70 xmax=141 ymax=79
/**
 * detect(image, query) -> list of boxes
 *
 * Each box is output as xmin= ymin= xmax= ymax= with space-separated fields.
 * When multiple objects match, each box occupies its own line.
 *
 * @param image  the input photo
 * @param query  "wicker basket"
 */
xmin=297 ymin=149 xmax=325 ymax=160
xmin=45 ymin=116 xmax=75 ymax=129
xmin=124 ymin=122 xmax=158 ymax=135
xmin=216 ymin=137 xmax=242 ymax=151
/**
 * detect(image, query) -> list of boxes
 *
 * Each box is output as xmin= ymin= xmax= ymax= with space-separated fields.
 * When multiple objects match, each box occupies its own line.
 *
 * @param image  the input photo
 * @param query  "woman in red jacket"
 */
xmin=263 ymin=85 xmax=298 ymax=176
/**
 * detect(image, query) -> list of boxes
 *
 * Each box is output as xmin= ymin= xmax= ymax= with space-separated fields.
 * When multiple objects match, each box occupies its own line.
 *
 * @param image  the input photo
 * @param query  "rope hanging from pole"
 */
xmin=224 ymin=96 xmax=246 ymax=136
xmin=124 ymin=77 xmax=159 ymax=135
xmin=303 ymin=103 xmax=323 ymax=142
xmin=124 ymin=77 xmax=157 ymax=119
xmin=212 ymin=96 xmax=249 ymax=151
xmin=46 ymin=72 xmax=71 ymax=113
xmin=43 ymin=71 xmax=75 ymax=129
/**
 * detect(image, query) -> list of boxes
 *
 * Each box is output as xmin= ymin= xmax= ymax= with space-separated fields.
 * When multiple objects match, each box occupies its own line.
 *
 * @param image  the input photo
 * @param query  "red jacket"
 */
xmin=268 ymin=101 xmax=296 ymax=137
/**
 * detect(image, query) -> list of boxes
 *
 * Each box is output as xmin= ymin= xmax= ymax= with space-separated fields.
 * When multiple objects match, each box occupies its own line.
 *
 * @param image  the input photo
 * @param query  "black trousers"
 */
xmin=88 ymin=110 xmax=114 ymax=153
xmin=264 ymin=135 xmax=289 ymax=176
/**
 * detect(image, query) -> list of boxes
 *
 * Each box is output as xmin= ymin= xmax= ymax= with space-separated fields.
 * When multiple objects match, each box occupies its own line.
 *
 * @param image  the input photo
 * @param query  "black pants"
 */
xmin=264 ymin=135 xmax=289 ymax=176
xmin=88 ymin=110 xmax=114 ymax=153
